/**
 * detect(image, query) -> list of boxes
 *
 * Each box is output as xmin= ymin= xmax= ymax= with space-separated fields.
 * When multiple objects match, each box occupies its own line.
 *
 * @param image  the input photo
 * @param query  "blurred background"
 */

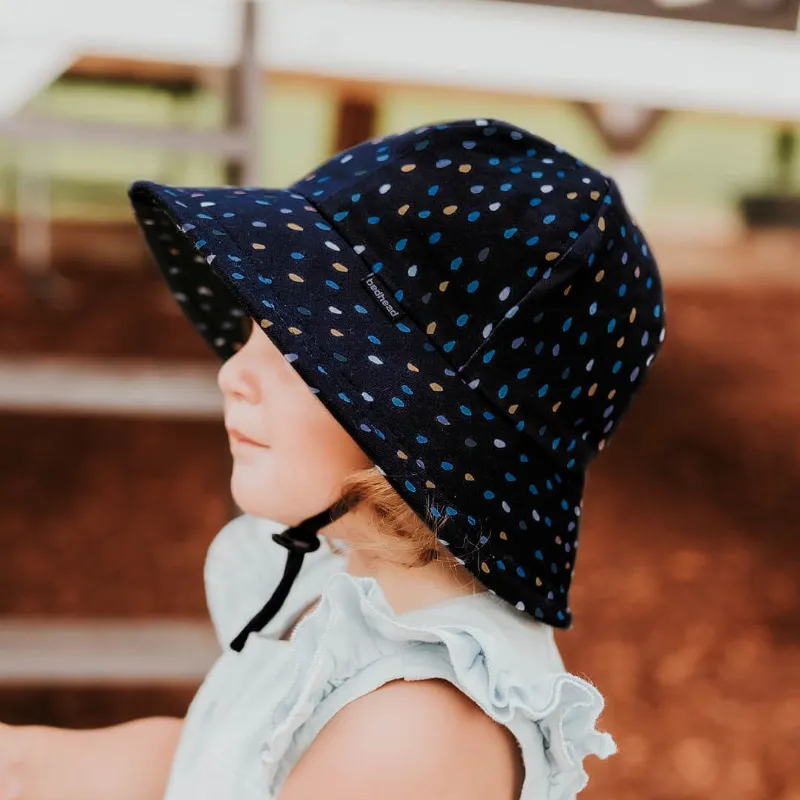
xmin=0 ymin=1 xmax=799 ymax=798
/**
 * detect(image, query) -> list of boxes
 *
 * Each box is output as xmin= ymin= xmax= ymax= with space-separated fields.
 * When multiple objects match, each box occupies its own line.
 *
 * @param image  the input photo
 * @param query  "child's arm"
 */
xmin=0 ymin=717 xmax=182 ymax=800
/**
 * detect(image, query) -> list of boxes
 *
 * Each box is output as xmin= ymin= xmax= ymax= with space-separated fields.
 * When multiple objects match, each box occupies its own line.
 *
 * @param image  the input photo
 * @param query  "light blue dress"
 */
xmin=162 ymin=515 xmax=617 ymax=800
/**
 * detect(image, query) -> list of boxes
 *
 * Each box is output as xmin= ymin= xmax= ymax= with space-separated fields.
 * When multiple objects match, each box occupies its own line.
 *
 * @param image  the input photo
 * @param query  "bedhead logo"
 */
xmin=361 ymin=273 xmax=407 ymax=321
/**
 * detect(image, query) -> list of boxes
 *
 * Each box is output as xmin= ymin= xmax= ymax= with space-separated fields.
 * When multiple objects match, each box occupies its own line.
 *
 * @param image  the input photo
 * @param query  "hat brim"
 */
xmin=129 ymin=180 xmax=579 ymax=626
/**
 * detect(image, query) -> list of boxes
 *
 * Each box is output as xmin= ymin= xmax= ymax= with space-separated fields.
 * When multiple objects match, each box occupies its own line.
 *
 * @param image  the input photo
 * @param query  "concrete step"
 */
xmin=0 ymin=357 xmax=221 ymax=418
xmin=0 ymin=619 xmax=219 ymax=686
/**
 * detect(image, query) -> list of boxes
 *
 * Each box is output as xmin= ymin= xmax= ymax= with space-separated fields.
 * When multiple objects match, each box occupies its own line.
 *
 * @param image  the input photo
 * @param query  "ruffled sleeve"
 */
xmin=259 ymin=572 xmax=617 ymax=800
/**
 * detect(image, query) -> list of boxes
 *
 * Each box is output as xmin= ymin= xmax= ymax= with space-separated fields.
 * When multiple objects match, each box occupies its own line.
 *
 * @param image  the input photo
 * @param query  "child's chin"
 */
xmin=229 ymin=463 xmax=340 ymax=526
xmin=230 ymin=470 xmax=278 ymax=519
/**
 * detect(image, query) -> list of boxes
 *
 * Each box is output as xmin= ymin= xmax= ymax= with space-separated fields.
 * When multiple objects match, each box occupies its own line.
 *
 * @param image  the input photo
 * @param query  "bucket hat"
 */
xmin=129 ymin=117 xmax=665 ymax=652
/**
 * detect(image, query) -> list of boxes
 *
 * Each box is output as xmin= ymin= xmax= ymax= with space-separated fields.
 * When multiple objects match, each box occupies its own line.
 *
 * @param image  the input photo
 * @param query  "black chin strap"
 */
xmin=229 ymin=505 xmax=338 ymax=652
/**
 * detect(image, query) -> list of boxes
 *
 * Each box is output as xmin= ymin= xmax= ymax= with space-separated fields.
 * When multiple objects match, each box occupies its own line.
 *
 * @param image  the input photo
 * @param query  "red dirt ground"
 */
xmin=0 ymin=241 xmax=798 ymax=799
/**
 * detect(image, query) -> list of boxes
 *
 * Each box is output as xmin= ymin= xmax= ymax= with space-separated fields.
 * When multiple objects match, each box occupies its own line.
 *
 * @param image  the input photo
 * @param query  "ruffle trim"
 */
xmin=260 ymin=572 xmax=616 ymax=800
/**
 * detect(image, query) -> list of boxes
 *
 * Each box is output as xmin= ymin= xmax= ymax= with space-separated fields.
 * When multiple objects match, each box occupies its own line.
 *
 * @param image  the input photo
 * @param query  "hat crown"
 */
xmin=131 ymin=116 xmax=668 ymax=626
xmin=292 ymin=119 xmax=665 ymax=469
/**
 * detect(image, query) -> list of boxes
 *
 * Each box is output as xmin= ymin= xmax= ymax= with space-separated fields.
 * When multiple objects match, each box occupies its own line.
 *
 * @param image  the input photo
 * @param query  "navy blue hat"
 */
xmin=129 ymin=117 xmax=665 ymax=644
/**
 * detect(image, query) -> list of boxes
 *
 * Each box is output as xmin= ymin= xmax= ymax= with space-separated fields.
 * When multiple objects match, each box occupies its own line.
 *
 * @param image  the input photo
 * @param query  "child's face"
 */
xmin=218 ymin=320 xmax=370 ymax=523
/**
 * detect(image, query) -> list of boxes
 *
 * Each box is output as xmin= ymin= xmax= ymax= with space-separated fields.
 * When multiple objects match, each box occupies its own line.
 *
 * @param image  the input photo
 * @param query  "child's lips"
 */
xmin=226 ymin=428 xmax=269 ymax=448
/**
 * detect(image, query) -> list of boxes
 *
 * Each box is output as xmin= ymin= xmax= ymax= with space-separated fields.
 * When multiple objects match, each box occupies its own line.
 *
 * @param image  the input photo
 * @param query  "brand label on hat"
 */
xmin=361 ymin=272 xmax=407 ymax=321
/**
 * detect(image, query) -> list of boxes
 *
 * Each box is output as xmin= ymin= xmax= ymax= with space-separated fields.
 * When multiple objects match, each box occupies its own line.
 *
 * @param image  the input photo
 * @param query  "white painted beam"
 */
xmin=0 ymin=43 xmax=75 ymax=117
xmin=269 ymin=0 xmax=800 ymax=120
xmin=1 ymin=0 xmax=800 ymax=120
xmin=0 ymin=619 xmax=220 ymax=685
xmin=0 ymin=115 xmax=251 ymax=156
xmin=0 ymin=358 xmax=222 ymax=419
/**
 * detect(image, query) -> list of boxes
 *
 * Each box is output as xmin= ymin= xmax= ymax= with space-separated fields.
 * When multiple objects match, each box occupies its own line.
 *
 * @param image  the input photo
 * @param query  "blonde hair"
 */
xmin=331 ymin=466 xmax=451 ymax=567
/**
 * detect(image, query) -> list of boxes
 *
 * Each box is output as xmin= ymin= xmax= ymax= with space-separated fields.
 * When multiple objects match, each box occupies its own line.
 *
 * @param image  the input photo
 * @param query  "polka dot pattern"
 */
xmin=129 ymin=117 xmax=666 ymax=630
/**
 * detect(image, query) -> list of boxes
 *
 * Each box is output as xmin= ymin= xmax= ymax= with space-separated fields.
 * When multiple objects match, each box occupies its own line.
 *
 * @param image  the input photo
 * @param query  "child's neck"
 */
xmin=342 ymin=546 xmax=487 ymax=616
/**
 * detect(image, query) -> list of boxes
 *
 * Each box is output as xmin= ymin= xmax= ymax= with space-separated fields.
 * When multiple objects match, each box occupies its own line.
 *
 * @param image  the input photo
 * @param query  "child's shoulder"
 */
xmin=277 ymin=677 xmax=523 ymax=800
